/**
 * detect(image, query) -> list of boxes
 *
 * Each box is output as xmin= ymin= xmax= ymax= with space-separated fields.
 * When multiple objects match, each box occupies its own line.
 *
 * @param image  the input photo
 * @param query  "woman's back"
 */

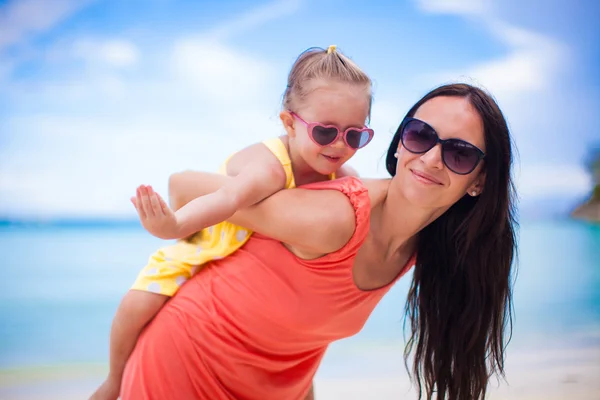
xmin=121 ymin=177 xmax=414 ymax=400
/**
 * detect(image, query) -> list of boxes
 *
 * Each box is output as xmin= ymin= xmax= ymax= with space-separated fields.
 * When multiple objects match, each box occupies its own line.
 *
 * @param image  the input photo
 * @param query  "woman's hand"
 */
xmin=131 ymin=185 xmax=182 ymax=240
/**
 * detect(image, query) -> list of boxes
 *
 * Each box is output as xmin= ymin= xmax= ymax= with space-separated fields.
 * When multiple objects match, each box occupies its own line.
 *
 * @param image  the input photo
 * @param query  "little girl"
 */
xmin=90 ymin=45 xmax=374 ymax=400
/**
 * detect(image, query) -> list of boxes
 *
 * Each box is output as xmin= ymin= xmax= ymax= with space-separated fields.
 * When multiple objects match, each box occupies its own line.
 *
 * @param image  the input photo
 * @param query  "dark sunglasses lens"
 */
xmin=345 ymin=130 xmax=371 ymax=149
xmin=401 ymin=120 xmax=436 ymax=153
xmin=442 ymin=141 xmax=481 ymax=174
xmin=311 ymin=125 xmax=338 ymax=146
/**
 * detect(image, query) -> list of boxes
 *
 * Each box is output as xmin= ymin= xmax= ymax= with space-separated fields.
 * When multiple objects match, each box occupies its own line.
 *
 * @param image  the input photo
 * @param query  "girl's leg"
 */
xmin=89 ymin=290 xmax=168 ymax=400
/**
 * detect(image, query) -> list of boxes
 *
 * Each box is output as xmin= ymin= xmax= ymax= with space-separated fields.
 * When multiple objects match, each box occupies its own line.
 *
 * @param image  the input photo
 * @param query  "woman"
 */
xmin=123 ymin=83 xmax=517 ymax=400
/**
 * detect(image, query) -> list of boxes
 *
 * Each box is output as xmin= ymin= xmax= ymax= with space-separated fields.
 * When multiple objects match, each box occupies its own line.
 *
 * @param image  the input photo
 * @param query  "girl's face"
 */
xmin=282 ymin=81 xmax=371 ymax=176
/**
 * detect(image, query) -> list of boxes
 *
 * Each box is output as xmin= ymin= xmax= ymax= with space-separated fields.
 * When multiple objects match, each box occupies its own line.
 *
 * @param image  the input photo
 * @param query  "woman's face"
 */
xmin=394 ymin=96 xmax=486 ymax=209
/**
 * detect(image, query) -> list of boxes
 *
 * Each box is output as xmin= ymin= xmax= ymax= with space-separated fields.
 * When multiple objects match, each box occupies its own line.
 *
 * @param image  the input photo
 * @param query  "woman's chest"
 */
xmin=351 ymin=239 xmax=415 ymax=291
xmin=210 ymin=239 xmax=386 ymax=342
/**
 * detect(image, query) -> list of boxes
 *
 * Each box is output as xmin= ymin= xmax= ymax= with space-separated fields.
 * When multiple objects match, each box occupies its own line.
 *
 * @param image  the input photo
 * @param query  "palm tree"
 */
xmin=587 ymin=145 xmax=600 ymax=201
xmin=571 ymin=145 xmax=600 ymax=222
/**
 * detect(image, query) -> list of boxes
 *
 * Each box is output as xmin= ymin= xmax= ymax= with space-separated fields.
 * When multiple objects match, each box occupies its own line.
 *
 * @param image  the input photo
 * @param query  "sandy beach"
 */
xmin=1 ymin=341 xmax=598 ymax=400
xmin=317 ymin=344 xmax=600 ymax=400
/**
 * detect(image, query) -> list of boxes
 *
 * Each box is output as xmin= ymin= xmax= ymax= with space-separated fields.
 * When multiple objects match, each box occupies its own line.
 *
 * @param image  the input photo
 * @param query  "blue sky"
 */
xmin=0 ymin=0 xmax=598 ymax=218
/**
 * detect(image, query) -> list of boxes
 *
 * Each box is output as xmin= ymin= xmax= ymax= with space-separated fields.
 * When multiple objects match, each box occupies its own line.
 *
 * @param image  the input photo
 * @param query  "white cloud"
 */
xmin=171 ymin=39 xmax=275 ymax=105
xmin=416 ymin=0 xmax=566 ymax=98
xmin=450 ymin=24 xmax=564 ymax=97
xmin=0 ymin=38 xmax=138 ymax=96
xmin=203 ymin=0 xmax=302 ymax=41
xmin=415 ymin=0 xmax=489 ymax=15
xmin=515 ymin=165 xmax=592 ymax=199
xmin=0 ymin=0 xmax=94 ymax=51
xmin=72 ymin=39 xmax=140 ymax=68
xmin=0 ymin=115 xmax=230 ymax=217
xmin=0 ymin=0 xmax=299 ymax=218
xmin=167 ymin=0 xmax=304 ymax=106
xmin=0 ymin=104 xmax=286 ymax=217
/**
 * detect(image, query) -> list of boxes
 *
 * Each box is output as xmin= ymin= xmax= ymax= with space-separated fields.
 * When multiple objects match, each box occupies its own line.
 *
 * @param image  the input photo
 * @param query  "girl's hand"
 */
xmin=131 ymin=185 xmax=182 ymax=240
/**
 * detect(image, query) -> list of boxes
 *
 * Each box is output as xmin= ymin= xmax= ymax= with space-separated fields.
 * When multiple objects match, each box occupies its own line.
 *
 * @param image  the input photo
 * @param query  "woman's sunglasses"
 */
xmin=400 ymin=117 xmax=485 ymax=175
xmin=291 ymin=112 xmax=374 ymax=150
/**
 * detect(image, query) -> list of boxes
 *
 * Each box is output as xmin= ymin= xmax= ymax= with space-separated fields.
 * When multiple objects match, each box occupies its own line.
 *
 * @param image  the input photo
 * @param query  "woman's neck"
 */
xmin=370 ymin=180 xmax=447 ymax=259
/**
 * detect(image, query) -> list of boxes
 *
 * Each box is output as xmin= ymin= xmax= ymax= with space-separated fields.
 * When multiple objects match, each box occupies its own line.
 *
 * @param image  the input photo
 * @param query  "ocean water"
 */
xmin=0 ymin=220 xmax=599 ymax=375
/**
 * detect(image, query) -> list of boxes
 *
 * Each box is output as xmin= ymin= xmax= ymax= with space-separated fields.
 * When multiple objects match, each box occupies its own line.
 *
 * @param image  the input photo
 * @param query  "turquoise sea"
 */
xmin=0 ymin=219 xmax=599 ymax=398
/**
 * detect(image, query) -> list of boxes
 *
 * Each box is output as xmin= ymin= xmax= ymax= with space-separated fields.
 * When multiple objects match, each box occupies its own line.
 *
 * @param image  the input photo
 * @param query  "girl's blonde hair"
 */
xmin=282 ymin=45 xmax=372 ymax=119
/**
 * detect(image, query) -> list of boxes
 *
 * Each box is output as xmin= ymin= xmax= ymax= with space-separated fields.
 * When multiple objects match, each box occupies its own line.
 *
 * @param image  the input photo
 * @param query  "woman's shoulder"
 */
xmin=299 ymin=176 xmax=389 ymax=210
xmin=292 ymin=177 xmax=373 ymax=260
xmin=299 ymin=175 xmax=362 ymax=191
xmin=361 ymin=178 xmax=391 ymax=210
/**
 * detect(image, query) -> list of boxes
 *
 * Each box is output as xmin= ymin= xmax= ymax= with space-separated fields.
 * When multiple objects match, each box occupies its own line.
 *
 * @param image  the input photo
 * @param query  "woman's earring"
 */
xmin=471 ymin=191 xmax=477 ymax=196
xmin=394 ymin=152 xmax=399 ymax=158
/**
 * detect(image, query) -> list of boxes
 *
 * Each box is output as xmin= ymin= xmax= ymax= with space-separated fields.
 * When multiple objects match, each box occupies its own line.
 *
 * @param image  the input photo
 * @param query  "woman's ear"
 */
xmin=467 ymin=170 xmax=486 ymax=196
xmin=280 ymin=111 xmax=296 ymax=138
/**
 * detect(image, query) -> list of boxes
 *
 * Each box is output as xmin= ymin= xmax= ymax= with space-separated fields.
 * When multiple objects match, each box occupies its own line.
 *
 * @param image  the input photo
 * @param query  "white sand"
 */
xmin=1 ymin=344 xmax=598 ymax=399
xmin=316 ymin=344 xmax=600 ymax=400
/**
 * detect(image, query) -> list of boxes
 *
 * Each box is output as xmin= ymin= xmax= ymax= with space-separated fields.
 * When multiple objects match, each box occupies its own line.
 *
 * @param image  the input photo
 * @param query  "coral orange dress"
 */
xmin=120 ymin=177 xmax=414 ymax=400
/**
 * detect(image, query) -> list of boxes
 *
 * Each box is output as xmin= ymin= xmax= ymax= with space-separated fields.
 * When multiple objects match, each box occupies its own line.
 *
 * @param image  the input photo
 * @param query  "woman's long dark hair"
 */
xmin=386 ymin=84 xmax=518 ymax=400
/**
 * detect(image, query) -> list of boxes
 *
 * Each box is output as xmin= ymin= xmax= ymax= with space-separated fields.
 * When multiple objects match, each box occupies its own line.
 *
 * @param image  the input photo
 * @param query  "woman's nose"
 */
xmin=419 ymin=143 xmax=444 ymax=170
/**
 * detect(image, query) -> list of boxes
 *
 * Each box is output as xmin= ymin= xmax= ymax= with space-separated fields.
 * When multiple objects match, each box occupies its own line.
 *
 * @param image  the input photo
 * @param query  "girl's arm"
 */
xmin=139 ymin=142 xmax=288 ymax=240
xmin=170 ymin=162 xmax=359 ymax=211
xmin=144 ymin=171 xmax=357 ymax=256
